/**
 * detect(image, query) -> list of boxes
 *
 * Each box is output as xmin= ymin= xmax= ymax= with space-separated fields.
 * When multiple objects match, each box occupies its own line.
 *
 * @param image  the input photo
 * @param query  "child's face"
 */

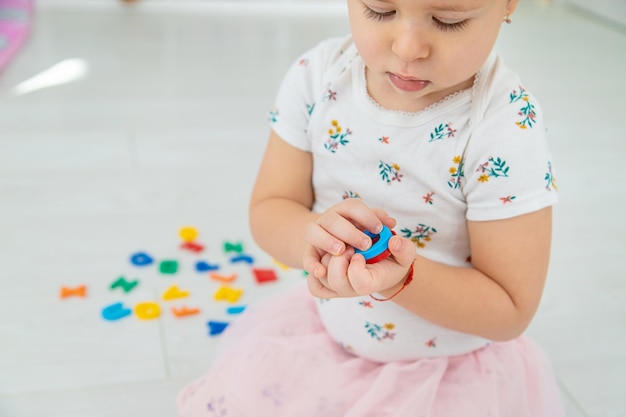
xmin=348 ymin=0 xmax=518 ymax=112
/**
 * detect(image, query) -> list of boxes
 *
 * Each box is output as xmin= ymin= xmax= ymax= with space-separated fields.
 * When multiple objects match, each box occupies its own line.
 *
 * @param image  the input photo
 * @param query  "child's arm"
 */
xmin=376 ymin=207 xmax=553 ymax=341
xmin=249 ymin=131 xmax=390 ymax=270
xmin=249 ymin=131 xmax=317 ymax=268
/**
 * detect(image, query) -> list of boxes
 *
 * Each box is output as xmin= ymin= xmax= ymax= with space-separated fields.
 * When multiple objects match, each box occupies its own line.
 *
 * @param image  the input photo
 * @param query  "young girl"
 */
xmin=178 ymin=0 xmax=566 ymax=415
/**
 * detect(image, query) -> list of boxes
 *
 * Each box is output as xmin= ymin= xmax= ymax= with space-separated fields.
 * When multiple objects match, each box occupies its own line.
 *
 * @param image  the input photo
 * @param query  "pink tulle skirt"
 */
xmin=177 ymin=282 xmax=566 ymax=417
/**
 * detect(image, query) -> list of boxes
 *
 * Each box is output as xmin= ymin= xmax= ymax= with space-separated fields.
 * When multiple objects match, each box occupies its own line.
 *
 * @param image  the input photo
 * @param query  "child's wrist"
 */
xmin=370 ymin=259 xmax=416 ymax=302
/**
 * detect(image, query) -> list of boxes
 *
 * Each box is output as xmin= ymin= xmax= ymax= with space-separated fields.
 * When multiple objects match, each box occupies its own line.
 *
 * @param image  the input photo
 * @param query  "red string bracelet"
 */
xmin=370 ymin=261 xmax=414 ymax=302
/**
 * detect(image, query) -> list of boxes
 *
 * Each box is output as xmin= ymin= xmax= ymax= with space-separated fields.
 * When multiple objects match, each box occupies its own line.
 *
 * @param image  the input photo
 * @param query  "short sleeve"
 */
xmin=268 ymin=36 xmax=351 ymax=152
xmin=463 ymin=86 xmax=558 ymax=221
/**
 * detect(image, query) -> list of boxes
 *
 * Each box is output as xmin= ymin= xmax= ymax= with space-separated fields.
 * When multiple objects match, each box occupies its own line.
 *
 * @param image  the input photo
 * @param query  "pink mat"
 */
xmin=0 ymin=0 xmax=34 ymax=72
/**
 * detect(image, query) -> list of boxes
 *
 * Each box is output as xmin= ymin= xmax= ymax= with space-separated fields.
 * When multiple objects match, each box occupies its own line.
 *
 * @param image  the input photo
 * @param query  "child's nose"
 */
xmin=391 ymin=22 xmax=430 ymax=63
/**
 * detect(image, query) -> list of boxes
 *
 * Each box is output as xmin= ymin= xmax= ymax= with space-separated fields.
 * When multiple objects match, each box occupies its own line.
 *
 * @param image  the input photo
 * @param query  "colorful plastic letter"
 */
xmin=252 ymin=268 xmax=278 ymax=284
xmin=130 ymin=251 xmax=154 ymax=267
xmin=180 ymin=241 xmax=205 ymax=253
xmin=110 ymin=276 xmax=139 ymax=293
xmin=159 ymin=260 xmax=179 ymax=274
xmin=171 ymin=306 xmax=200 ymax=318
xmin=179 ymin=226 xmax=199 ymax=242
xmin=135 ymin=301 xmax=161 ymax=320
xmin=60 ymin=285 xmax=87 ymax=298
xmin=207 ymin=320 xmax=229 ymax=336
xmin=223 ymin=241 xmax=243 ymax=254
xmin=210 ymin=273 xmax=237 ymax=284
xmin=162 ymin=284 xmax=190 ymax=301
xmin=196 ymin=261 xmax=220 ymax=272
xmin=226 ymin=306 xmax=246 ymax=315
xmin=229 ymin=254 xmax=254 ymax=264
xmin=102 ymin=302 xmax=132 ymax=321
xmin=214 ymin=286 xmax=243 ymax=303
xmin=272 ymin=259 xmax=290 ymax=271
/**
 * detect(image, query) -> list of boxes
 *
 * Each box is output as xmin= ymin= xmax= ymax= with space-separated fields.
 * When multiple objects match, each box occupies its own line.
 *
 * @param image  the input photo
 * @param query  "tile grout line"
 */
xmin=154 ymin=287 xmax=173 ymax=379
xmin=557 ymin=377 xmax=591 ymax=417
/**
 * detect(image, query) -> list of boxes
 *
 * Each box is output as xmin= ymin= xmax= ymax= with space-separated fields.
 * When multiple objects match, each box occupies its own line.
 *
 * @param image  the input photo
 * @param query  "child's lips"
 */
xmin=388 ymin=72 xmax=430 ymax=92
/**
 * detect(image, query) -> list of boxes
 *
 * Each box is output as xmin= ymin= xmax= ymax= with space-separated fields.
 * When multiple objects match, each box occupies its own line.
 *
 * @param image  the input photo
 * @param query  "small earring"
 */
xmin=503 ymin=14 xmax=512 ymax=24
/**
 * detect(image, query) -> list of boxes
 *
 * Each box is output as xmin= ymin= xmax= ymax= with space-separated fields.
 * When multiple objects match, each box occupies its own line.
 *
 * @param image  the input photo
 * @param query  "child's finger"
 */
xmin=334 ymin=198 xmax=386 ymax=237
xmin=387 ymin=235 xmax=417 ymax=267
xmin=371 ymin=208 xmax=397 ymax=229
xmin=346 ymin=254 xmax=379 ymax=295
xmin=319 ymin=199 xmax=385 ymax=248
xmin=302 ymin=245 xmax=327 ymax=279
xmin=306 ymin=274 xmax=337 ymax=299
xmin=326 ymin=252 xmax=355 ymax=295
xmin=302 ymin=221 xmax=348 ymax=256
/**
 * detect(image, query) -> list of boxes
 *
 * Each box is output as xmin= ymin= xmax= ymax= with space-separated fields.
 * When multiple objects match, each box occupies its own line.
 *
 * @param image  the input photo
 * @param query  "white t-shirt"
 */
xmin=269 ymin=36 xmax=558 ymax=362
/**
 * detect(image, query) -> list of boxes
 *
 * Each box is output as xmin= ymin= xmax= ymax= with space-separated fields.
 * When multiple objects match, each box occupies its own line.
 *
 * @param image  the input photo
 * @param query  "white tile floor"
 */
xmin=0 ymin=1 xmax=625 ymax=417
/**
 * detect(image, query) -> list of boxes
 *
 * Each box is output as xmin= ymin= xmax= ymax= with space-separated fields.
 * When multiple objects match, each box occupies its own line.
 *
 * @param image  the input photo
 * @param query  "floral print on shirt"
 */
xmin=379 ymin=161 xmax=403 ymax=184
xmin=343 ymin=190 xmax=361 ymax=200
xmin=268 ymin=107 xmax=279 ymax=123
xmin=325 ymin=119 xmax=351 ymax=153
xmin=323 ymin=89 xmax=337 ymax=101
xmin=401 ymin=224 xmax=437 ymax=249
xmin=510 ymin=86 xmax=537 ymax=129
xmin=425 ymin=338 xmax=437 ymax=348
xmin=476 ymin=157 xmax=510 ymax=182
xmin=545 ymin=161 xmax=558 ymax=191
xmin=447 ymin=155 xmax=465 ymax=189
xmin=365 ymin=322 xmax=396 ymax=341
xmin=429 ymin=122 xmax=457 ymax=142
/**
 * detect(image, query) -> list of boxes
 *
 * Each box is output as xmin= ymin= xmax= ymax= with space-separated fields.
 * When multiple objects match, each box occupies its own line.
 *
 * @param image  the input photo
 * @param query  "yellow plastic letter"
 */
xmin=135 ymin=301 xmax=161 ymax=320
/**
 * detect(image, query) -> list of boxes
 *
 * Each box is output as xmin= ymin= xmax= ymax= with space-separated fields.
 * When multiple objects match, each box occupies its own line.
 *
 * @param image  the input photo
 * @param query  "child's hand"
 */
xmin=306 ymin=234 xmax=416 ymax=299
xmin=302 ymin=199 xmax=395 ymax=279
